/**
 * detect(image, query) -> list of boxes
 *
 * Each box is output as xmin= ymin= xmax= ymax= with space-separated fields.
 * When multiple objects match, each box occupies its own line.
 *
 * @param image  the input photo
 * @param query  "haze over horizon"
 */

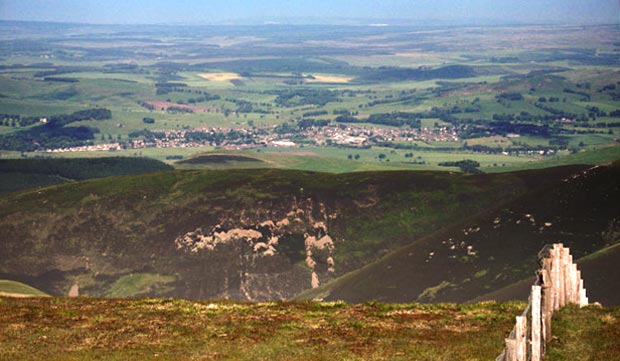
xmin=0 ymin=0 xmax=618 ymax=26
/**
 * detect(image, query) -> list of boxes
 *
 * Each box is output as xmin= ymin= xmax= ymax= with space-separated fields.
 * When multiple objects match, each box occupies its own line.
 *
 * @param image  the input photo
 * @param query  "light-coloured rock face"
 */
xmin=174 ymin=199 xmax=339 ymax=296
xmin=175 ymin=227 xmax=266 ymax=254
xmin=68 ymin=283 xmax=79 ymax=297
xmin=311 ymin=272 xmax=320 ymax=288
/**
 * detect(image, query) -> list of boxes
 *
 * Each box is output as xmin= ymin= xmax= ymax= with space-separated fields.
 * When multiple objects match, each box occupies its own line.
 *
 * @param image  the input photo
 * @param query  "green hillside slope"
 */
xmin=0 ymin=165 xmax=585 ymax=300
xmin=297 ymin=162 xmax=620 ymax=304
xmin=0 ymin=280 xmax=48 ymax=297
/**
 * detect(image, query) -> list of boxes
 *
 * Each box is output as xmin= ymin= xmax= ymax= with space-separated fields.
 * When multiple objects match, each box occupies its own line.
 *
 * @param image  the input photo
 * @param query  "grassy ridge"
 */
xmin=297 ymin=162 xmax=620 ymax=304
xmin=1 ymin=297 xmax=616 ymax=360
xmin=0 ymin=297 xmax=523 ymax=360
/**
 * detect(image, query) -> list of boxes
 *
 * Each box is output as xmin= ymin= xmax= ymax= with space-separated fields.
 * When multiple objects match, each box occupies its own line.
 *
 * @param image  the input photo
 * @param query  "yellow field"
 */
xmin=198 ymin=72 xmax=243 ymax=81
xmin=305 ymin=74 xmax=354 ymax=83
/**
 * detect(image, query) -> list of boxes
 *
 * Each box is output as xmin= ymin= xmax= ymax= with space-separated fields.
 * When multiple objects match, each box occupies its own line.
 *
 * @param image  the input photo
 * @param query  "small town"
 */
xmin=45 ymin=123 xmax=461 ymax=153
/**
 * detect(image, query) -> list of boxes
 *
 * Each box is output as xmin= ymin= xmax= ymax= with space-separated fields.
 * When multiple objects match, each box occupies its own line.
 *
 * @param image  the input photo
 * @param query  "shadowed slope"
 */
xmin=297 ymin=162 xmax=620 ymax=304
xmin=0 ymin=166 xmax=586 ymax=300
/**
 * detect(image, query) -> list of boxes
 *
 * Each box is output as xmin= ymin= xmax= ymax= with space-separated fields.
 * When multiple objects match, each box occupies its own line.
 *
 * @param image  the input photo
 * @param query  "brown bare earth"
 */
xmin=198 ymin=72 xmax=243 ymax=81
xmin=305 ymin=74 xmax=353 ymax=83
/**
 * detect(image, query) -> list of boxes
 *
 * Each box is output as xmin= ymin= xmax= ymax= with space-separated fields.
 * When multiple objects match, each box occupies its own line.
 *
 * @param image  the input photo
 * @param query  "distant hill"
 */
xmin=297 ymin=161 xmax=620 ymax=305
xmin=0 ymin=165 xmax=586 ymax=300
xmin=0 ymin=157 xmax=173 ymax=194
xmin=0 ymin=280 xmax=48 ymax=297
xmin=472 ymin=242 xmax=620 ymax=306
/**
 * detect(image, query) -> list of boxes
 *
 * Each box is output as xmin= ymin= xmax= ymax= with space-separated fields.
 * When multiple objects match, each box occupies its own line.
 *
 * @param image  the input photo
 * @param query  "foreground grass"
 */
xmin=545 ymin=305 xmax=620 ymax=361
xmin=0 ymin=298 xmax=523 ymax=360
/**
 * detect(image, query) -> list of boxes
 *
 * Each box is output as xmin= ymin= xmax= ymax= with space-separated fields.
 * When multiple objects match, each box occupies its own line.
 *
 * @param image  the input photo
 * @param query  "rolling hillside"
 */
xmin=297 ymin=161 xmax=620 ymax=305
xmin=0 ymin=279 xmax=48 ymax=297
xmin=472 ymin=242 xmax=620 ymax=306
xmin=0 ymin=157 xmax=173 ymax=194
xmin=0 ymin=165 xmax=587 ymax=300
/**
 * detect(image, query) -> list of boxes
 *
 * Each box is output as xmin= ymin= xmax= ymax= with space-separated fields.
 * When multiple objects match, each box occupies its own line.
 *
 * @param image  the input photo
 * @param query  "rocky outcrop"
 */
xmin=174 ymin=198 xmax=339 ymax=300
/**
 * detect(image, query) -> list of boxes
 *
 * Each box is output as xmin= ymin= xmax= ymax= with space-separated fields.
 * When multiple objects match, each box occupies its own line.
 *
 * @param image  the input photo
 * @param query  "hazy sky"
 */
xmin=0 ymin=0 xmax=618 ymax=25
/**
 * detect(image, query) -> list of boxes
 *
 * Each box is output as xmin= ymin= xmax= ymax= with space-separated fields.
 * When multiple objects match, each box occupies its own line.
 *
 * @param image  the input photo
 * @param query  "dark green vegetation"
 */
xmin=0 ymin=166 xmax=550 ymax=300
xmin=297 ymin=161 xmax=620 ymax=304
xmin=1 ymin=162 xmax=619 ymax=304
xmin=472 ymin=242 xmax=620 ymax=307
xmin=177 ymin=154 xmax=264 ymax=165
xmin=0 ymin=108 xmax=112 ymax=151
xmin=0 ymin=157 xmax=173 ymax=193
xmin=438 ymin=159 xmax=481 ymax=173
xmin=0 ymin=297 xmax=524 ymax=360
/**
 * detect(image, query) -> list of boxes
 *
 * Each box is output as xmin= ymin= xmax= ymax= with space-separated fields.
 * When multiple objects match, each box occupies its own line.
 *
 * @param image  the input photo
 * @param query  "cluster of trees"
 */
xmin=598 ymin=83 xmax=617 ymax=92
xmin=47 ymin=108 xmax=112 ymax=127
xmin=537 ymin=96 xmax=561 ymax=102
xmin=274 ymin=122 xmax=297 ymax=134
xmin=224 ymin=98 xmax=270 ymax=114
xmin=165 ymin=86 xmax=221 ymax=103
xmin=298 ymin=119 xmax=330 ymax=129
xmin=166 ymin=106 xmax=194 ymax=114
xmin=366 ymin=94 xmax=417 ymax=107
xmin=43 ymin=77 xmax=79 ymax=83
xmin=563 ymin=87 xmax=591 ymax=101
xmin=438 ymin=159 xmax=482 ymax=174
xmin=33 ymin=66 xmax=93 ymax=78
xmin=302 ymin=110 xmax=328 ymax=118
xmin=360 ymin=65 xmax=476 ymax=82
xmin=333 ymin=109 xmax=358 ymax=116
xmin=495 ymin=93 xmax=524 ymax=101
xmin=183 ymin=130 xmax=254 ymax=146
xmin=585 ymin=106 xmax=609 ymax=118
xmin=0 ymin=125 xmax=99 ymax=151
xmin=138 ymin=101 xmax=156 ymax=111
xmin=336 ymin=112 xmax=421 ymax=128
xmin=273 ymin=89 xmax=339 ymax=107
xmin=461 ymin=121 xmax=551 ymax=139
xmin=155 ymin=82 xmax=188 ymax=95
xmin=533 ymin=102 xmax=588 ymax=121
xmin=9 ymin=108 xmax=112 ymax=128
xmin=0 ymin=108 xmax=111 ymax=151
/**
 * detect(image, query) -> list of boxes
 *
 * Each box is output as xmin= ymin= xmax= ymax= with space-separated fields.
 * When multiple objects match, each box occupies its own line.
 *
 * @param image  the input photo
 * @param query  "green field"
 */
xmin=0 ymin=22 xmax=618 ymax=172
xmin=0 ymin=280 xmax=48 ymax=297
